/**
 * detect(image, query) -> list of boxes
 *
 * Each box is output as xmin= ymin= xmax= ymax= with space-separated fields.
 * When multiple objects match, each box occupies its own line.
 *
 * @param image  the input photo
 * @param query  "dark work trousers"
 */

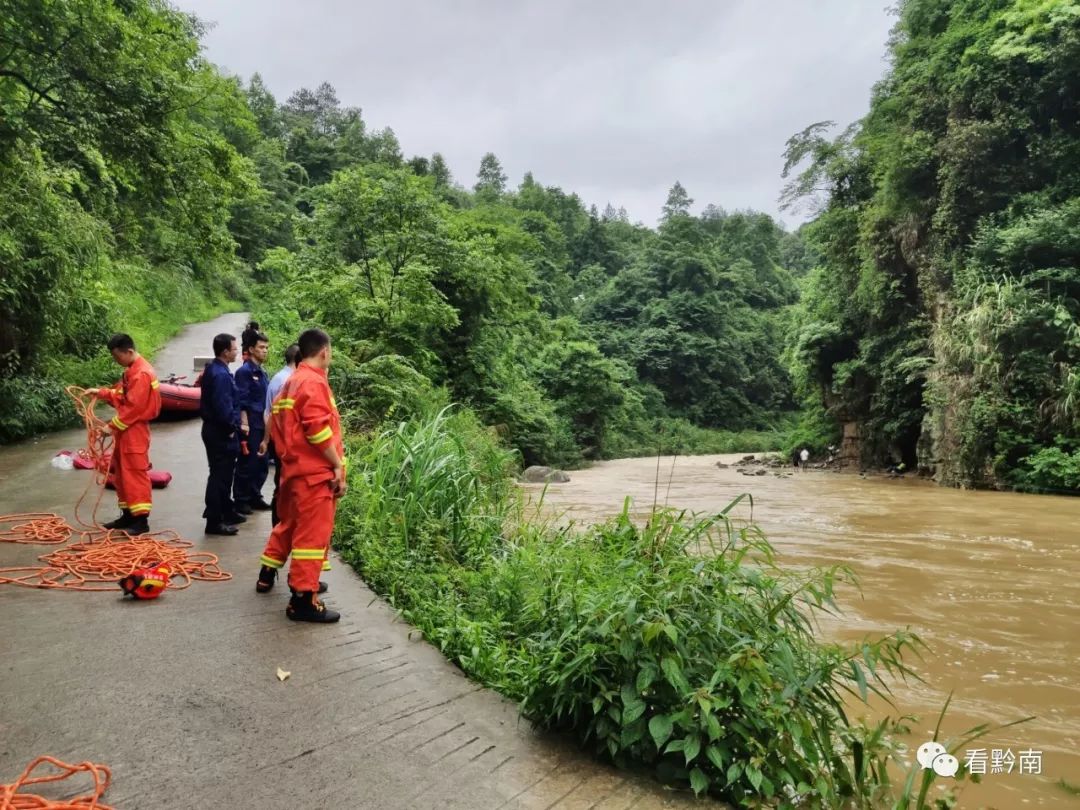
xmin=233 ymin=426 xmax=269 ymax=506
xmin=269 ymin=441 xmax=283 ymax=527
xmin=202 ymin=422 xmax=238 ymax=526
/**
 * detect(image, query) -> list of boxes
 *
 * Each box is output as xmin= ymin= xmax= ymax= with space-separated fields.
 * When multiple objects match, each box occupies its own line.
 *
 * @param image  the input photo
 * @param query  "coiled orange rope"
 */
xmin=0 ymin=756 xmax=112 ymax=809
xmin=0 ymin=514 xmax=72 ymax=545
xmin=0 ymin=521 xmax=230 ymax=590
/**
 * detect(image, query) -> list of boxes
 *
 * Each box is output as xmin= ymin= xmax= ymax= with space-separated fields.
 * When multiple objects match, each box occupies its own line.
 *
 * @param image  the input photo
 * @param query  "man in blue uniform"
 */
xmin=233 ymin=331 xmax=272 ymax=514
xmin=200 ymin=333 xmax=245 ymax=536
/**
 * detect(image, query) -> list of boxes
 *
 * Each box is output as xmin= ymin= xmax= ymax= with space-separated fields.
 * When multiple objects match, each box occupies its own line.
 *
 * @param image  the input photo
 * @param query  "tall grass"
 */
xmin=348 ymin=406 xmax=516 ymax=566
xmin=337 ymin=407 xmax=931 ymax=806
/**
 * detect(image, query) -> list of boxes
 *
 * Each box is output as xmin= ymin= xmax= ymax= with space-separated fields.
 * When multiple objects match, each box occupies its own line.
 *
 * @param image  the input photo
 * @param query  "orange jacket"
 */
xmin=269 ymin=363 xmax=343 ymax=484
xmin=99 ymin=355 xmax=162 ymax=452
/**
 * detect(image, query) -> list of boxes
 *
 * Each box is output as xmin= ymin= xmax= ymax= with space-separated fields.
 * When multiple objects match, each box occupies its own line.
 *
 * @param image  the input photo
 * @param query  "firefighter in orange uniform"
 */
xmin=255 ymin=328 xmax=345 ymax=623
xmin=90 ymin=333 xmax=162 ymax=535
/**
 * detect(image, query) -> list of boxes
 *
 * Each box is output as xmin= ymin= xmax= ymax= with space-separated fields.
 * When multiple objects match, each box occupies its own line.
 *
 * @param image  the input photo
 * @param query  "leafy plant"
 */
xmin=1012 ymin=441 xmax=1080 ymax=493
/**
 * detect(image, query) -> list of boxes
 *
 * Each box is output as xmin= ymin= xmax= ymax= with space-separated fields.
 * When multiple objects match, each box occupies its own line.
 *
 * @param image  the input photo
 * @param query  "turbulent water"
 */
xmin=530 ymin=453 xmax=1080 ymax=810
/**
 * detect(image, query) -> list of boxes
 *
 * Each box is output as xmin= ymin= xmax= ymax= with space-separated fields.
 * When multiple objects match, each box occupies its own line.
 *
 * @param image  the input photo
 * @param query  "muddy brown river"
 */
xmin=531 ymin=453 xmax=1080 ymax=809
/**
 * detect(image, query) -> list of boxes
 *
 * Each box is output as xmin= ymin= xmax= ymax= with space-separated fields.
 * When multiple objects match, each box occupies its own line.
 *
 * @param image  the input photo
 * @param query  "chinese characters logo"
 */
xmin=916 ymin=741 xmax=1042 ymax=778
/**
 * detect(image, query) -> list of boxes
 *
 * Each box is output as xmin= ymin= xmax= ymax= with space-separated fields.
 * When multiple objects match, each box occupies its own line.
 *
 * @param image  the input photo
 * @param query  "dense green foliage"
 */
xmin=337 ymin=407 xmax=923 ymax=805
xmin=581 ymin=203 xmax=798 ymax=430
xmin=0 ymin=0 xmax=263 ymax=441
xmin=784 ymin=0 xmax=1080 ymax=491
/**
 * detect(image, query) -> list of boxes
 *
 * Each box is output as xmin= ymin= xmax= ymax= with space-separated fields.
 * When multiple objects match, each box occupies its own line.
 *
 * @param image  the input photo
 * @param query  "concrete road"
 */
xmin=0 ymin=313 xmax=698 ymax=809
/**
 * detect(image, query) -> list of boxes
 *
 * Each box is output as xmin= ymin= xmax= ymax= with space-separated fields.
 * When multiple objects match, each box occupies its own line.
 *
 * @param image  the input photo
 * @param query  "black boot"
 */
xmin=255 ymin=565 xmax=278 ymax=593
xmin=286 ymin=591 xmax=340 ymax=623
xmin=103 ymin=509 xmax=133 ymax=530
xmin=124 ymin=515 xmax=150 ymax=536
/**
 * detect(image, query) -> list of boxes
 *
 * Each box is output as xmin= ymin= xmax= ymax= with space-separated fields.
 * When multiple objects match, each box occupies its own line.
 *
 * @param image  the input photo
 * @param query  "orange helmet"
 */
xmin=119 ymin=563 xmax=172 ymax=599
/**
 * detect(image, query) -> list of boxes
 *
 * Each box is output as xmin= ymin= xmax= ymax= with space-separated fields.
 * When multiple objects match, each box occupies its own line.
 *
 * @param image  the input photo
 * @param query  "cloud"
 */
xmin=181 ymin=0 xmax=894 ymax=226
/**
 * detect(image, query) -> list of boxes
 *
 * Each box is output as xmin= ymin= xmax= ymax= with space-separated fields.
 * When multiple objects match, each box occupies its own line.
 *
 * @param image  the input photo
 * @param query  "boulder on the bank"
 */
xmin=754 ymin=468 xmax=768 ymax=476
xmin=521 ymin=465 xmax=570 ymax=484
xmin=715 ymin=462 xmax=729 ymax=469
xmin=741 ymin=454 xmax=756 ymax=463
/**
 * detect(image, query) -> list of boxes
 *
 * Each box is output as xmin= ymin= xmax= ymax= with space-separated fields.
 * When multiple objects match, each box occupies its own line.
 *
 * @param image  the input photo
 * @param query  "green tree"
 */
xmin=292 ymin=165 xmax=457 ymax=368
xmin=245 ymin=73 xmax=282 ymax=139
xmin=408 ymin=156 xmax=430 ymax=176
xmin=536 ymin=341 xmax=631 ymax=455
xmin=661 ymin=181 xmax=693 ymax=220
xmin=0 ymin=0 xmax=263 ymax=440
xmin=583 ymin=209 xmax=796 ymax=429
xmin=430 ymin=152 xmax=452 ymax=188
xmin=474 ymin=151 xmax=507 ymax=201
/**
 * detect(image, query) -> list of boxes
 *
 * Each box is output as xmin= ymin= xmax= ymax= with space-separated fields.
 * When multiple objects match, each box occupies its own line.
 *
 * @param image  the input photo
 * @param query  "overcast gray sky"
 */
xmin=179 ymin=1 xmax=895 ymax=227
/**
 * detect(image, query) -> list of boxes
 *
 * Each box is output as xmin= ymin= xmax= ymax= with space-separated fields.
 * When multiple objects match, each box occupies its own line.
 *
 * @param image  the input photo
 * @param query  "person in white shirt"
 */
xmin=259 ymin=343 xmax=300 ymax=526
xmin=799 ymin=447 xmax=810 ymax=471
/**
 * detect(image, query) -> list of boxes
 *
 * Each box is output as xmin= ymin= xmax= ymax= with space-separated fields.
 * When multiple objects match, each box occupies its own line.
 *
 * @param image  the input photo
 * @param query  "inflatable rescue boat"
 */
xmin=155 ymin=372 xmax=201 ymax=419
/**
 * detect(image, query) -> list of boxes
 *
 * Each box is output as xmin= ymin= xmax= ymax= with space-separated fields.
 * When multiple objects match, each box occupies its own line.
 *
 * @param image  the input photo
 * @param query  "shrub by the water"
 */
xmin=336 ymin=407 xmax=923 ymax=806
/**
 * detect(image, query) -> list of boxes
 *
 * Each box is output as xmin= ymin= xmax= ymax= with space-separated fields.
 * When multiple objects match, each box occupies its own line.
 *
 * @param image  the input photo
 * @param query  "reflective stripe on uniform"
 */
xmin=321 ymin=559 xmax=332 ymax=571
xmin=260 ymin=554 xmax=285 ymax=568
xmin=129 ymin=502 xmax=152 ymax=515
xmin=306 ymin=426 xmax=332 ymax=445
xmin=111 ymin=415 xmax=128 ymax=430
xmin=150 ymin=380 xmax=160 ymax=389
xmin=291 ymin=548 xmax=326 ymax=560
xmin=272 ymin=398 xmax=295 ymax=413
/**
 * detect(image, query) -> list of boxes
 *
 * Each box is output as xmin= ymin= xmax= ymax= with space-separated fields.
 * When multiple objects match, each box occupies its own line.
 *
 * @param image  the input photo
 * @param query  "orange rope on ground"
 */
xmin=0 ymin=523 xmax=231 ymax=591
xmin=0 ymin=514 xmax=72 ymax=545
xmin=0 ymin=756 xmax=113 ymax=809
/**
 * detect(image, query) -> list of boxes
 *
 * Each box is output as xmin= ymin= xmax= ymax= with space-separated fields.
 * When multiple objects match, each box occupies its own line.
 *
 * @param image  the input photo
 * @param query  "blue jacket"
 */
xmin=235 ymin=359 xmax=269 ymax=430
xmin=200 ymin=358 xmax=239 ymax=431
